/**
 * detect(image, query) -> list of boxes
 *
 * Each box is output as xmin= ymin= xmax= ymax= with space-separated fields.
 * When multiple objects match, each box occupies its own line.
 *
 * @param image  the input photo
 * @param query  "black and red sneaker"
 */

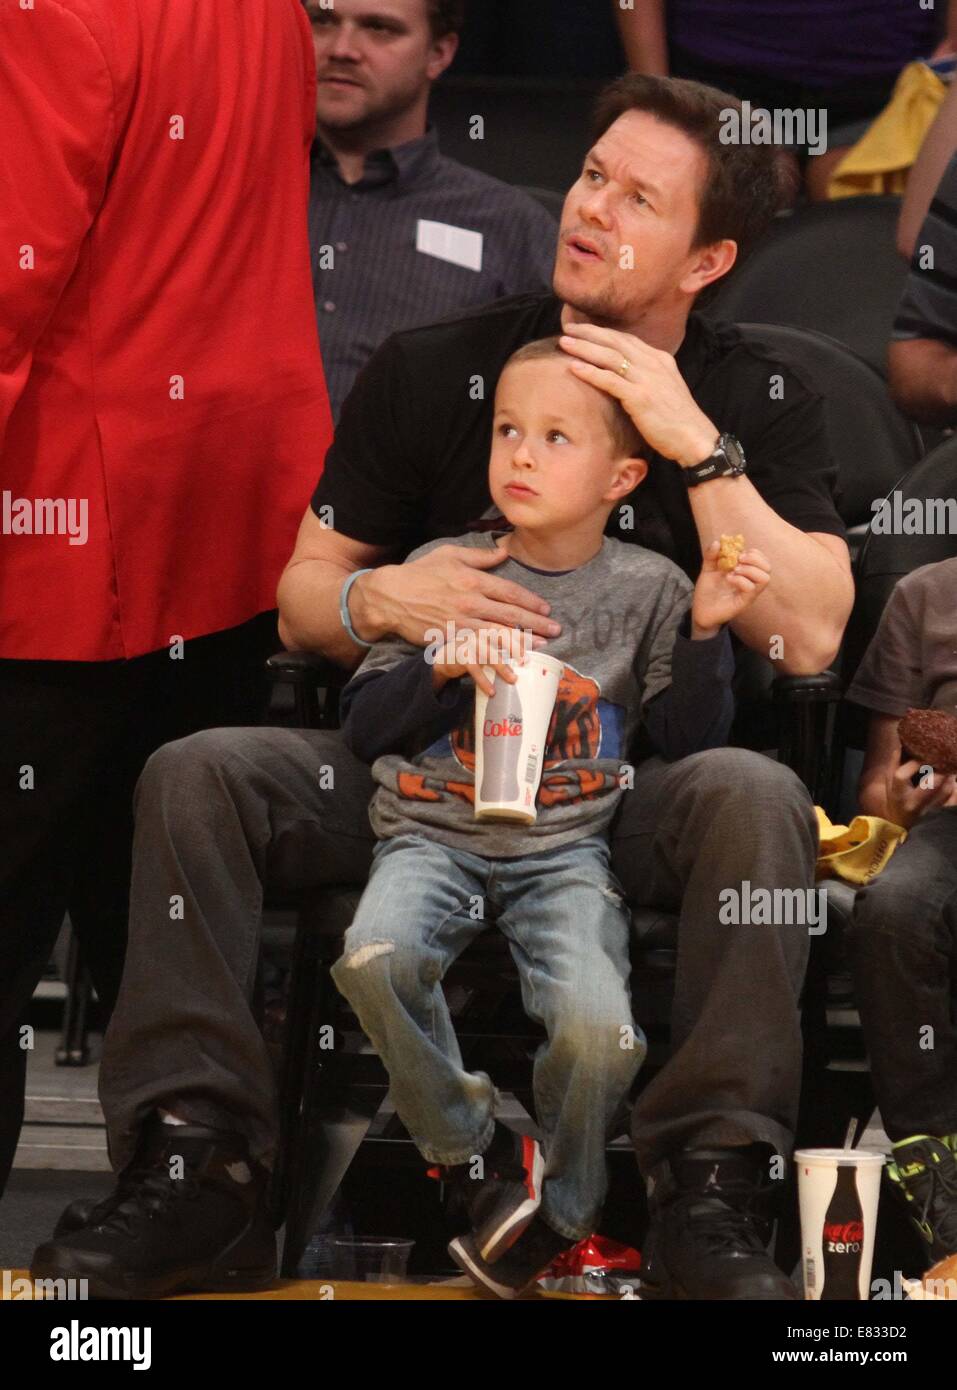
xmin=430 ymin=1122 xmax=544 ymax=1262
xmin=449 ymin=1213 xmax=573 ymax=1299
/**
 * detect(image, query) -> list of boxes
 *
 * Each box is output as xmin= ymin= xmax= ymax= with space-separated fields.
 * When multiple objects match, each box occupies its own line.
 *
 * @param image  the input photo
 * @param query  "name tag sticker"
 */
xmin=416 ymin=219 xmax=483 ymax=272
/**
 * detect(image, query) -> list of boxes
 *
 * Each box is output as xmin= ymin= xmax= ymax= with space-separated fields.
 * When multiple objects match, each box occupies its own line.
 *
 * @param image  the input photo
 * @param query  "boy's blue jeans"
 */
xmin=330 ymin=831 xmax=646 ymax=1242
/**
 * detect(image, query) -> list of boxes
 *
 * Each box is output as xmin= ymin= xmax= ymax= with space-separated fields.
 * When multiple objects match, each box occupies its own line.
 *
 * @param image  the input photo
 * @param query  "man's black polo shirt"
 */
xmin=312 ymin=292 xmax=845 ymax=578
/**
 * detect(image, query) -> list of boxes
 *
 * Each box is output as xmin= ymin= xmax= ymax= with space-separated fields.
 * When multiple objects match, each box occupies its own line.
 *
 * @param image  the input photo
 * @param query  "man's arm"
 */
xmin=0 ymin=5 xmax=113 ymax=448
xmin=276 ymin=509 xmax=561 ymax=669
xmin=888 ymin=336 xmax=957 ymax=425
xmin=680 ymin=478 xmax=851 ymax=673
xmin=276 ymin=510 xmax=390 ymax=668
xmin=560 ymin=324 xmax=853 ymax=674
xmin=614 ymin=0 xmax=668 ymax=75
xmin=890 ymin=150 xmax=957 ymax=422
xmin=897 ymin=79 xmax=957 ymax=260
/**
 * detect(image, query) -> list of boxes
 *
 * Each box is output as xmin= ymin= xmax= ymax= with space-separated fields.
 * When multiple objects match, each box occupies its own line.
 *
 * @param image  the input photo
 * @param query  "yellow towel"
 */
xmin=815 ymin=807 xmax=907 ymax=884
xmin=828 ymin=62 xmax=947 ymax=199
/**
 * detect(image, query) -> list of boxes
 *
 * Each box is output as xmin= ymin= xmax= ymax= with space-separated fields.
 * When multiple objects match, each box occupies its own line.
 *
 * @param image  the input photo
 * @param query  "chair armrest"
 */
xmin=266 ymin=650 xmax=350 ymax=730
xmin=772 ymin=670 xmax=843 ymax=703
xmin=773 ymin=669 xmax=842 ymax=805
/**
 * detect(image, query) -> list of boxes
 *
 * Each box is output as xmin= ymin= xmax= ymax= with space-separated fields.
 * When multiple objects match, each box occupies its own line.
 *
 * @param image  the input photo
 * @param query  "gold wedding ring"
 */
xmin=618 ymin=358 xmax=631 ymax=378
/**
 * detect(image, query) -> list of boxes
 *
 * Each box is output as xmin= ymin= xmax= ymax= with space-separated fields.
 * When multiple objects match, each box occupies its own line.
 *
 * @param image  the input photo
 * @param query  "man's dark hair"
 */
xmin=427 ymin=0 xmax=466 ymax=39
xmin=592 ymin=74 xmax=789 ymax=267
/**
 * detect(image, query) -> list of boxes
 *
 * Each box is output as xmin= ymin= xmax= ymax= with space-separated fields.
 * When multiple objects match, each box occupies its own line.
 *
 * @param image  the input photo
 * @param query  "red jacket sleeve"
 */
xmin=0 ymin=0 xmax=114 ymax=453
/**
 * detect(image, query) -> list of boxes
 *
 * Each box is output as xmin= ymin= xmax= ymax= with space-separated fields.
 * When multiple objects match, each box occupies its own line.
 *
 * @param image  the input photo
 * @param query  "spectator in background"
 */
xmin=899 ymin=76 xmax=957 ymax=259
xmin=889 ymin=152 xmax=957 ymax=425
xmin=0 ymin=0 xmax=331 ymax=1202
xmin=305 ymin=0 xmax=557 ymax=418
xmin=618 ymin=0 xmax=957 ymax=199
xmin=844 ymin=558 xmax=957 ymax=1272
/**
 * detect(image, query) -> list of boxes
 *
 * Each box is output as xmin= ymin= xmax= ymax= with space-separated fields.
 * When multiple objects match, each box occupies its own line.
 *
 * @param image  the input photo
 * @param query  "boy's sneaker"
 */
xmin=887 ymin=1135 xmax=957 ymax=1266
xmin=448 ymin=1212 xmax=573 ymax=1299
xmin=431 ymin=1122 xmax=544 ymax=1262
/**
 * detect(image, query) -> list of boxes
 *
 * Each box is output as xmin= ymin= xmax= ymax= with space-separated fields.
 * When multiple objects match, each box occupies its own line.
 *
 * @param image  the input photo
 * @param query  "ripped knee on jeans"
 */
xmin=340 ymin=940 xmax=395 ymax=970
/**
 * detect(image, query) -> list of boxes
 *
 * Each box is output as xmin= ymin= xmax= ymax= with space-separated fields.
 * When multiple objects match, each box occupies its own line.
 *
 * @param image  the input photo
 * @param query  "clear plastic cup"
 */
xmin=329 ymin=1237 xmax=415 ymax=1284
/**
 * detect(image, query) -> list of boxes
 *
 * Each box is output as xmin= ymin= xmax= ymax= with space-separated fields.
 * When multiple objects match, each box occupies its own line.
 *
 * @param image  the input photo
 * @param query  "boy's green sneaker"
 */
xmin=887 ymin=1135 xmax=957 ymax=1266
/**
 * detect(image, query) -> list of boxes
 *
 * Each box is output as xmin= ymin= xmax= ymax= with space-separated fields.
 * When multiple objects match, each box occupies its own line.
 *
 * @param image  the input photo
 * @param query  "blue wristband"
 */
xmin=340 ymin=569 xmax=375 ymax=649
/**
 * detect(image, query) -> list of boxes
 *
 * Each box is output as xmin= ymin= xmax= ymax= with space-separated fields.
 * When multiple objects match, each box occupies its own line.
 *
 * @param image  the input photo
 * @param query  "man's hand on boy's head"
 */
xmin=690 ymin=541 xmax=771 ymax=637
xmin=353 ymin=542 xmax=561 ymax=649
xmin=886 ymin=759 xmax=957 ymax=829
xmin=558 ymin=322 xmax=719 ymax=468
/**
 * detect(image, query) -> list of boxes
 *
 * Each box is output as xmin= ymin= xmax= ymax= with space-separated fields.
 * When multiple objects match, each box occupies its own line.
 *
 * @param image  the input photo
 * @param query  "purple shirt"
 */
xmin=670 ymin=1 xmax=939 ymax=87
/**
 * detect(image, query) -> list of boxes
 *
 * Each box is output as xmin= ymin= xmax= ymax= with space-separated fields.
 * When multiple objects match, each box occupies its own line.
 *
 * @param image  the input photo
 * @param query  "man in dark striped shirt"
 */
xmin=305 ymin=0 xmax=558 ymax=418
xmin=889 ymin=152 xmax=957 ymax=424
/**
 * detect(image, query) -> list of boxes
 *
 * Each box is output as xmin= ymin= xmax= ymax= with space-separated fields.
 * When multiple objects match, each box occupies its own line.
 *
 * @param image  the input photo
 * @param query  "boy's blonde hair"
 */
xmin=502 ymin=337 xmax=647 ymax=459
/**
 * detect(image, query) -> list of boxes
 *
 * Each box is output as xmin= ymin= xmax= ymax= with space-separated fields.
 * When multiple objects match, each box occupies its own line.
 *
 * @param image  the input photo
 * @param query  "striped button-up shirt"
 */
xmin=308 ymin=128 xmax=558 ymax=418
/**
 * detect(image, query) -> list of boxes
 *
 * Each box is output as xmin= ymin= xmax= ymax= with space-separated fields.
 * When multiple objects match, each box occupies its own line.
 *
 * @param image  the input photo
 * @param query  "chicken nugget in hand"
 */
xmin=692 ymin=539 xmax=771 ymax=636
xmin=717 ymin=533 xmax=745 ymax=572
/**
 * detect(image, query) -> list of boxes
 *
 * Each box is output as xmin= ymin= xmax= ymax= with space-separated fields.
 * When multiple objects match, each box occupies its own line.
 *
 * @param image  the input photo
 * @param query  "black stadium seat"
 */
xmin=707 ymin=197 xmax=908 ymax=374
xmin=428 ymin=75 xmax=599 ymax=192
xmin=735 ymin=323 xmax=922 ymax=534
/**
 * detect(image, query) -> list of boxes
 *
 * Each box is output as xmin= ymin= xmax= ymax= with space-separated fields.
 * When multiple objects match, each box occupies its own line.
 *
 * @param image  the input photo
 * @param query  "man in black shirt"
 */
xmin=40 ymin=77 xmax=853 ymax=1301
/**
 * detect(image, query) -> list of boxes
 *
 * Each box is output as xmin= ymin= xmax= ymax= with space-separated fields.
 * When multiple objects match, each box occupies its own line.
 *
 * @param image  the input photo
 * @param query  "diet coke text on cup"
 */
xmin=474 ymin=654 xmax=563 ymax=824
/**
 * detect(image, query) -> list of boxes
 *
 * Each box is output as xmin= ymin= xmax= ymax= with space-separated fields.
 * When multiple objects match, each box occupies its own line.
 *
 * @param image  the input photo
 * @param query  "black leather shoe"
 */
xmin=32 ymin=1118 xmax=276 ymax=1299
xmin=639 ymin=1147 xmax=799 ymax=1300
xmin=54 ymin=1198 xmax=103 ymax=1238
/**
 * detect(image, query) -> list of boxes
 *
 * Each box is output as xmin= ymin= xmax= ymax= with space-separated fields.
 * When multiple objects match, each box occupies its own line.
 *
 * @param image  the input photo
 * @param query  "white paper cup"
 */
xmin=474 ymin=653 xmax=563 ymax=824
xmin=794 ymin=1148 xmax=885 ymax=1300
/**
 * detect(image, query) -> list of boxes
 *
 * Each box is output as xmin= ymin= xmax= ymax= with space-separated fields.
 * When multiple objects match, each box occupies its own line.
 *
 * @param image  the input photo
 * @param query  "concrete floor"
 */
xmin=15 ymin=1029 xmax=109 ymax=1173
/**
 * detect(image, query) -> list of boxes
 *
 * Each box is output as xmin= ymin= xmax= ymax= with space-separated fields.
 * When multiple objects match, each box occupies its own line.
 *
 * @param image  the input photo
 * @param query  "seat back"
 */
xmin=735 ymin=323 xmax=922 ymax=531
xmin=708 ymin=197 xmax=907 ymax=373
xmin=428 ymin=75 xmax=598 ymax=191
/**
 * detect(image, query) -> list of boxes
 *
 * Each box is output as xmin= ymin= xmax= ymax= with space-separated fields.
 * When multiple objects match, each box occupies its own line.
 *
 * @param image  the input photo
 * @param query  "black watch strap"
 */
xmin=685 ymin=433 xmax=747 ymax=487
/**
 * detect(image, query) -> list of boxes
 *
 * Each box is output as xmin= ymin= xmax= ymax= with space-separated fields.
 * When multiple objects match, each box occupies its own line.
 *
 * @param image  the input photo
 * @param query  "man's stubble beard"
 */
xmin=554 ymin=274 xmax=640 ymax=331
xmin=316 ymin=78 xmax=426 ymax=141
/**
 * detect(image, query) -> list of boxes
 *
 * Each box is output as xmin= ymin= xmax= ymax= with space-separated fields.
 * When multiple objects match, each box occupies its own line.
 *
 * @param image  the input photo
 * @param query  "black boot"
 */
xmin=639 ymin=1147 xmax=799 ymax=1300
xmin=32 ymin=1117 xmax=276 ymax=1299
xmin=54 ymin=1197 xmax=112 ymax=1238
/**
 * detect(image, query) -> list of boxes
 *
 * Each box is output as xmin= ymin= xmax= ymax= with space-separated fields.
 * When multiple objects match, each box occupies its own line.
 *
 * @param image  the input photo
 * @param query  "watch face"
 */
xmin=722 ymin=434 xmax=746 ymax=472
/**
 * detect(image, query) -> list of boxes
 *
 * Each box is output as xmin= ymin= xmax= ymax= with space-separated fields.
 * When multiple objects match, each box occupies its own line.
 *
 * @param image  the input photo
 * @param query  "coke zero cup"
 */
xmin=794 ymin=1148 xmax=885 ymax=1300
xmin=474 ymin=653 xmax=563 ymax=824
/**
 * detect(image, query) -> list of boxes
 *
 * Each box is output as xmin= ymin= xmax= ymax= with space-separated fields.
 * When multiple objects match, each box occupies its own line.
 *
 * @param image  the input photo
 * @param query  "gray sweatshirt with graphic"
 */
xmin=341 ymin=531 xmax=734 ymax=858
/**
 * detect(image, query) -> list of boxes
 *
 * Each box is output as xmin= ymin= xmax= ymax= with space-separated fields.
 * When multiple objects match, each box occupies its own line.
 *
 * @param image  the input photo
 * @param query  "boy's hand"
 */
xmin=885 ymin=758 xmax=957 ymax=829
xmin=431 ymin=626 xmax=533 ymax=697
xmin=691 ymin=541 xmax=771 ymax=637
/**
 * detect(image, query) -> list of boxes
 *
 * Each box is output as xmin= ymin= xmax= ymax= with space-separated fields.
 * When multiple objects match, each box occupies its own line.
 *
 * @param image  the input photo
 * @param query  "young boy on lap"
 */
xmin=333 ymin=337 xmax=771 ymax=1297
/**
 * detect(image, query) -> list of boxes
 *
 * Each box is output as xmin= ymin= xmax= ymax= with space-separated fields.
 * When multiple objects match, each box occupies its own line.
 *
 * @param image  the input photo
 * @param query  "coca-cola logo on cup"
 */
xmin=824 ymin=1220 xmax=864 ymax=1251
xmin=483 ymin=716 xmax=523 ymax=738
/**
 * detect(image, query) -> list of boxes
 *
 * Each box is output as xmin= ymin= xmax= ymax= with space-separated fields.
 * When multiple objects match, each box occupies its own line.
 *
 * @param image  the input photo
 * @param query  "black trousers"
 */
xmin=847 ymin=808 xmax=957 ymax=1142
xmin=0 ymin=611 xmax=279 ymax=1199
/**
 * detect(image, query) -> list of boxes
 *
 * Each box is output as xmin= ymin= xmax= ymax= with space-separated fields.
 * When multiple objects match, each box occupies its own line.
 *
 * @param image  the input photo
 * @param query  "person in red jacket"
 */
xmin=0 ymin=0 xmax=332 ymax=1197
